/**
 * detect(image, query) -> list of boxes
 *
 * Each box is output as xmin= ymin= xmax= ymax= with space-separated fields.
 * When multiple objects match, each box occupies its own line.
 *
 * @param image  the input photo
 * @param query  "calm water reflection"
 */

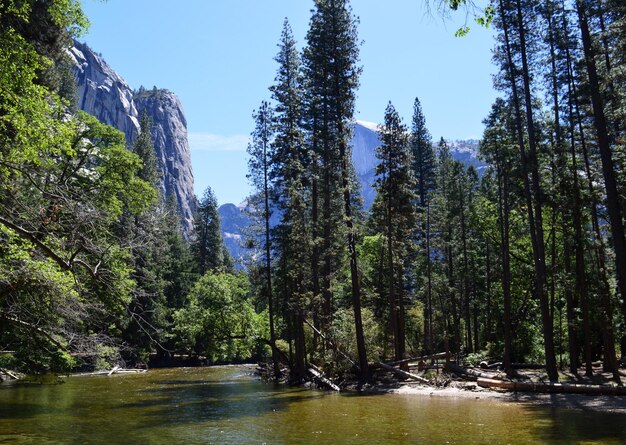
xmin=1 ymin=366 xmax=626 ymax=444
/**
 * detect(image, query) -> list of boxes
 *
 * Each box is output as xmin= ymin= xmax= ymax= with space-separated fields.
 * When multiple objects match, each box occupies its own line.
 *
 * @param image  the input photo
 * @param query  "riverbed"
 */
xmin=1 ymin=365 xmax=625 ymax=444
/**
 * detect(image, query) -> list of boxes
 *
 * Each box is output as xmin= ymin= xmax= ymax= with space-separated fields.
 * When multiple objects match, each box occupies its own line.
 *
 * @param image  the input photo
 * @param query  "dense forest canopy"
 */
xmin=1 ymin=0 xmax=626 ymax=387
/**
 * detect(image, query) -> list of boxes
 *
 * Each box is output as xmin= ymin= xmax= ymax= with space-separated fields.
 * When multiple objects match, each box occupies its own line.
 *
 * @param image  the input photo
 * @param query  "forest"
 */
xmin=1 ymin=0 xmax=626 ymax=392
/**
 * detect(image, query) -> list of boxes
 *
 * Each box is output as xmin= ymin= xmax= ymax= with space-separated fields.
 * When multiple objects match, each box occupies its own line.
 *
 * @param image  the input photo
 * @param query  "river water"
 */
xmin=1 ymin=366 xmax=625 ymax=444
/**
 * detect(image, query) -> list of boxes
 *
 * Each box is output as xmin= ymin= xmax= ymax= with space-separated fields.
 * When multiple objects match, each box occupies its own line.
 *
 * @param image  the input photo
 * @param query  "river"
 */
xmin=1 ymin=366 xmax=625 ymax=444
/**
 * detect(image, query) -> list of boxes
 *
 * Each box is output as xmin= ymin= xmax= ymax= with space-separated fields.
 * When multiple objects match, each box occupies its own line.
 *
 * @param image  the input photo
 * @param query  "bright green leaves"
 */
xmin=0 ymin=30 xmax=52 ymax=172
xmin=46 ymin=0 xmax=89 ymax=38
xmin=172 ymin=272 xmax=267 ymax=363
xmin=81 ymin=113 xmax=156 ymax=218
xmin=436 ymin=0 xmax=495 ymax=36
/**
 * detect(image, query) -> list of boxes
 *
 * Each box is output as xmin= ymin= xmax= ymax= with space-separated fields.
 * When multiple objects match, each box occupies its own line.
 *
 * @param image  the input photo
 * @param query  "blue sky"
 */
xmin=80 ymin=0 xmax=497 ymax=206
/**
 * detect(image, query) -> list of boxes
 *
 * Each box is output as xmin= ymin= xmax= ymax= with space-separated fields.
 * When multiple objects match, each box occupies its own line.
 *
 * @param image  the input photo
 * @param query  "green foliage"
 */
xmin=93 ymin=344 xmax=122 ymax=371
xmin=172 ymin=272 xmax=266 ymax=363
xmin=133 ymin=111 xmax=161 ymax=187
xmin=463 ymin=350 xmax=490 ymax=367
xmin=405 ymin=301 xmax=425 ymax=355
xmin=192 ymin=187 xmax=231 ymax=274
xmin=330 ymin=307 xmax=381 ymax=367
xmin=0 ymin=0 xmax=158 ymax=373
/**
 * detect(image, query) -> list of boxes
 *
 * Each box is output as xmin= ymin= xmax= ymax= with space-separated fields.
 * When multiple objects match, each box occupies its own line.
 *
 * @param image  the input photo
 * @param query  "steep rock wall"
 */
xmin=69 ymin=41 xmax=196 ymax=235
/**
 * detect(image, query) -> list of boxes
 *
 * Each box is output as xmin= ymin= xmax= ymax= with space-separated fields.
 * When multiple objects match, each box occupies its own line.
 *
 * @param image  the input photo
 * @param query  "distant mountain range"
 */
xmin=220 ymin=121 xmax=487 ymax=267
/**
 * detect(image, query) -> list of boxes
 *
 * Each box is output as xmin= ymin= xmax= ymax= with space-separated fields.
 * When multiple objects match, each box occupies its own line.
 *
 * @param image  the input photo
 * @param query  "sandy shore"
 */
xmin=385 ymin=381 xmax=626 ymax=413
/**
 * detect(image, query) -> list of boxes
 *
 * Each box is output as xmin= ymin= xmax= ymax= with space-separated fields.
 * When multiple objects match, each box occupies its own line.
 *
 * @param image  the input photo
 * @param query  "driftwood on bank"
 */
xmin=448 ymin=363 xmax=504 ymax=381
xmin=477 ymin=377 xmax=626 ymax=395
xmin=0 ymin=368 xmax=20 ymax=381
xmin=307 ymin=364 xmax=340 ymax=391
xmin=377 ymin=361 xmax=430 ymax=383
xmin=72 ymin=368 xmax=147 ymax=377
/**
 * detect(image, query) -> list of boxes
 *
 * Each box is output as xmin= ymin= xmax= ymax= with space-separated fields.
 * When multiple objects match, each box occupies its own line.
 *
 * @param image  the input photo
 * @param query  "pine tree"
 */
xmin=302 ymin=0 xmax=368 ymax=379
xmin=410 ymin=97 xmax=436 ymax=353
xmin=192 ymin=187 xmax=230 ymax=275
xmin=269 ymin=20 xmax=310 ymax=380
xmin=247 ymin=100 xmax=281 ymax=379
xmin=372 ymin=102 xmax=417 ymax=361
xmin=575 ymin=0 xmax=626 ymax=359
xmin=480 ymin=98 xmax=515 ymax=374
xmin=134 ymin=112 xmax=160 ymax=187
xmin=161 ymin=193 xmax=196 ymax=312
xmin=494 ymin=0 xmax=558 ymax=381
xmin=123 ymin=111 xmax=168 ymax=359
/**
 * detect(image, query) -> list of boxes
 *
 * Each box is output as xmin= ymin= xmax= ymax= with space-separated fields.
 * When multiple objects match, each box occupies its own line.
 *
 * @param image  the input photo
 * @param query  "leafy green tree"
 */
xmin=172 ymin=272 xmax=267 ymax=363
xmin=0 ymin=109 xmax=154 ymax=372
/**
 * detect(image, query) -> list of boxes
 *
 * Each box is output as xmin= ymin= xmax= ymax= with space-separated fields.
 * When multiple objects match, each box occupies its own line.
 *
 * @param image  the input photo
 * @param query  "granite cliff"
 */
xmin=69 ymin=41 xmax=196 ymax=235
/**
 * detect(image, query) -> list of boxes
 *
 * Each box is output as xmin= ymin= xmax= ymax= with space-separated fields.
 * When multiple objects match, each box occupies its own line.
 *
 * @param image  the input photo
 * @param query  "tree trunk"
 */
xmin=514 ymin=0 xmax=558 ymax=381
xmin=576 ymin=0 xmax=626 ymax=359
xmin=496 ymin=143 xmax=513 ymax=375
xmin=426 ymin=202 xmax=434 ymax=353
xmin=498 ymin=0 xmax=558 ymax=380
xmin=564 ymin=27 xmax=619 ymax=379
xmin=460 ymin=180 xmax=472 ymax=353
xmin=262 ymin=133 xmax=280 ymax=379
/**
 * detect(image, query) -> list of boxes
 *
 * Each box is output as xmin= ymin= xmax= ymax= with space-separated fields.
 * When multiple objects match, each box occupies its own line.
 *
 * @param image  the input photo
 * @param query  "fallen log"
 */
xmin=307 ymin=364 xmax=340 ymax=391
xmin=477 ymin=377 xmax=626 ymax=395
xmin=71 ymin=368 xmax=147 ymax=377
xmin=385 ymin=352 xmax=447 ymax=367
xmin=377 ymin=361 xmax=429 ymax=384
xmin=449 ymin=364 xmax=503 ymax=381
xmin=0 ymin=368 xmax=20 ymax=381
xmin=411 ymin=364 xmax=443 ymax=371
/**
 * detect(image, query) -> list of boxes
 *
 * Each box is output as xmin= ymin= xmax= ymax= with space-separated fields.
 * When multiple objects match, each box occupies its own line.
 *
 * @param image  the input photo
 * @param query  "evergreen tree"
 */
xmin=161 ymin=193 xmax=196 ymax=312
xmin=493 ymin=0 xmax=558 ymax=381
xmin=410 ymin=96 xmax=436 ymax=353
xmin=269 ymin=19 xmax=311 ymax=380
xmin=134 ymin=111 xmax=160 ymax=186
xmin=192 ymin=187 xmax=231 ymax=275
xmin=123 ymin=111 xmax=169 ymax=362
xmin=372 ymin=102 xmax=417 ymax=361
xmin=247 ymin=100 xmax=281 ymax=379
xmin=411 ymin=98 xmax=436 ymax=209
xmin=303 ymin=0 xmax=369 ymax=380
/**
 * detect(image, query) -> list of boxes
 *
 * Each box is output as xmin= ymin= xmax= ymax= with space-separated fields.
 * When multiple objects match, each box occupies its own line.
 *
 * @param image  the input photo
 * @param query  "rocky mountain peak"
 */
xmin=69 ymin=41 xmax=196 ymax=235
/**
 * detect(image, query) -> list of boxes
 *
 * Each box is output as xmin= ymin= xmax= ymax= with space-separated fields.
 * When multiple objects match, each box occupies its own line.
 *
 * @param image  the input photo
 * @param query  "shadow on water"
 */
xmin=0 ymin=402 xmax=56 ymax=420
xmin=124 ymin=376 xmax=325 ymax=429
xmin=515 ymin=393 xmax=626 ymax=443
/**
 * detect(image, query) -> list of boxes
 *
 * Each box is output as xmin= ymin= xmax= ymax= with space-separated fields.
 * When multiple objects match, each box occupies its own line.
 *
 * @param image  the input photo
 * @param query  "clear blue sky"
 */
xmin=80 ymin=0 xmax=497 ymax=206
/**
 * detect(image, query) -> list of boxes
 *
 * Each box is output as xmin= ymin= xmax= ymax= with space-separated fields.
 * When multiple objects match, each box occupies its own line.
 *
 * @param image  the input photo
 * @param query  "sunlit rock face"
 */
xmin=69 ymin=41 xmax=196 ymax=236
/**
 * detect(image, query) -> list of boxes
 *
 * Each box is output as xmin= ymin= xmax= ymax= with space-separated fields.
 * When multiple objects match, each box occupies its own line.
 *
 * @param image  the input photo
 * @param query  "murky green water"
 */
xmin=1 ymin=366 xmax=625 ymax=444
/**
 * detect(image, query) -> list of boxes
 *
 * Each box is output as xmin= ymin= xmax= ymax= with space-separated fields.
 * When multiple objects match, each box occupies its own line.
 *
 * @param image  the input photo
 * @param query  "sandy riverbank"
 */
xmin=384 ymin=381 xmax=626 ymax=413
